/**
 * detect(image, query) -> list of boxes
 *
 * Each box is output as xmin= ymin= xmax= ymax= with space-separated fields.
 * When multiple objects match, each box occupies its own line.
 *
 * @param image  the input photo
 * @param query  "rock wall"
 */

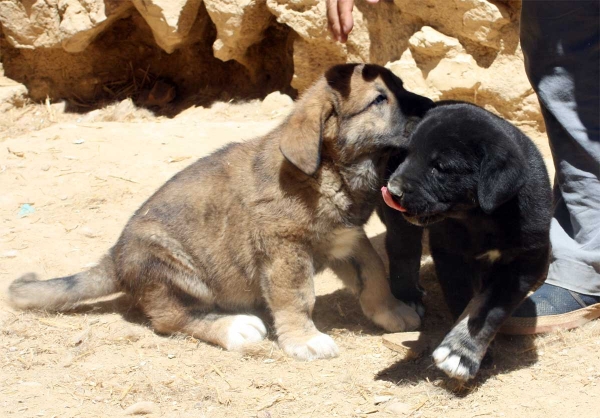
xmin=0 ymin=0 xmax=543 ymax=132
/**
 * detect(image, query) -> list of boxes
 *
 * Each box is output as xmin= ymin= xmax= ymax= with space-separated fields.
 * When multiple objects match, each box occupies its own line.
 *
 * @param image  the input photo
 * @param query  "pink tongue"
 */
xmin=381 ymin=186 xmax=408 ymax=212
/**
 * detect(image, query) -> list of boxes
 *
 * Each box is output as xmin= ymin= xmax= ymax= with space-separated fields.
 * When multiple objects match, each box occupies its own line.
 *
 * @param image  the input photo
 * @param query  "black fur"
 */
xmin=379 ymin=101 xmax=552 ymax=380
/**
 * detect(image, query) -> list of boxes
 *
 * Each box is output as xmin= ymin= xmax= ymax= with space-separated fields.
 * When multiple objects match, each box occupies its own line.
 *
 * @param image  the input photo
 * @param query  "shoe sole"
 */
xmin=500 ymin=303 xmax=600 ymax=335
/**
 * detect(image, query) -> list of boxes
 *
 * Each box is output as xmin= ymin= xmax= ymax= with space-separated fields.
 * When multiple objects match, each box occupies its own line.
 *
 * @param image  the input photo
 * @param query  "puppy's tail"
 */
xmin=8 ymin=254 xmax=119 ymax=311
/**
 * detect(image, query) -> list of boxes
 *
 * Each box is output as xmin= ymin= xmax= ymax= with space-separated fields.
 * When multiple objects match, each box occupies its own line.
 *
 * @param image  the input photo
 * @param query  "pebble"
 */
xmin=374 ymin=395 xmax=393 ymax=405
xmin=123 ymin=401 xmax=158 ymax=415
xmin=385 ymin=401 xmax=411 ymax=415
xmin=81 ymin=226 xmax=99 ymax=238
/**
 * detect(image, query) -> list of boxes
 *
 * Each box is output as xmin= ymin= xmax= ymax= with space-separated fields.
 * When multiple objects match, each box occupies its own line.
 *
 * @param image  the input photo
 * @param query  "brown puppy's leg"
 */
xmin=331 ymin=232 xmax=421 ymax=332
xmin=264 ymin=248 xmax=339 ymax=361
xmin=118 ymin=227 xmax=267 ymax=351
xmin=138 ymin=282 xmax=267 ymax=351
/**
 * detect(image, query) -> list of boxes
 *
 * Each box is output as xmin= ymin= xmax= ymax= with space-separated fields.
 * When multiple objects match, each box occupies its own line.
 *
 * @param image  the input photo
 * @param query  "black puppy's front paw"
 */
xmin=432 ymin=325 xmax=487 ymax=381
xmin=390 ymin=284 xmax=425 ymax=318
xmin=405 ymin=299 xmax=425 ymax=319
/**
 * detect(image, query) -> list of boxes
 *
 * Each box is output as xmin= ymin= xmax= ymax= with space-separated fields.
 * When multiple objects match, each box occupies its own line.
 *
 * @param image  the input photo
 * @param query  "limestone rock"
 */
xmin=0 ymin=77 xmax=28 ymax=112
xmin=267 ymin=0 xmax=344 ymax=91
xmin=385 ymin=50 xmax=433 ymax=99
xmin=60 ymin=0 xmax=133 ymax=53
xmin=388 ymin=26 xmax=483 ymax=99
xmin=0 ymin=0 xmax=132 ymax=52
xmin=427 ymin=53 xmax=482 ymax=93
xmin=260 ymin=91 xmax=293 ymax=115
xmin=408 ymin=26 xmax=463 ymax=58
xmin=394 ymin=0 xmax=510 ymax=49
xmin=132 ymin=0 xmax=203 ymax=53
xmin=0 ymin=0 xmax=61 ymax=49
xmin=478 ymin=52 xmax=534 ymax=113
xmin=204 ymin=0 xmax=272 ymax=67
xmin=0 ymin=0 xmax=543 ymax=137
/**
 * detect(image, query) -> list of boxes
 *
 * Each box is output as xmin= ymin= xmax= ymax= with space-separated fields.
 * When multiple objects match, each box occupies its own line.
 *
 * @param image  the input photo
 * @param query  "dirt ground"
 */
xmin=0 ymin=100 xmax=598 ymax=418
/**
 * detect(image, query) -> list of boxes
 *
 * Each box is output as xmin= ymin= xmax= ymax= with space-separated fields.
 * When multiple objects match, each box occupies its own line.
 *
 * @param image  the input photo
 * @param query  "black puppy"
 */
xmin=379 ymin=101 xmax=552 ymax=380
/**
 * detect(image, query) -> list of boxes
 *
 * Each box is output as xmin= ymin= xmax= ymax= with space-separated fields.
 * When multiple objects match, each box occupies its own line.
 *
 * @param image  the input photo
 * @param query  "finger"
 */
xmin=326 ymin=0 xmax=342 ymax=41
xmin=338 ymin=0 xmax=354 ymax=41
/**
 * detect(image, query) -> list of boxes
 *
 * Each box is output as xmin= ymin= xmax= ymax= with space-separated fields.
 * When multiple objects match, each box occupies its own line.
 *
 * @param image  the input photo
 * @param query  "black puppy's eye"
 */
xmin=431 ymin=160 xmax=444 ymax=174
xmin=370 ymin=94 xmax=387 ymax=106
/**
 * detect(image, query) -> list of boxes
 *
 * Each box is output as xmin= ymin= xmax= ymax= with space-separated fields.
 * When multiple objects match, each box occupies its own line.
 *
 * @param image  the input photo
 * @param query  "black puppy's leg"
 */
xmin=429 ymin=223 xmax=475 ymax=320
xmin=377 ymin=201 xmax=425 ymax=316
xmin=432 ymin=249 xmax=549 ymax=380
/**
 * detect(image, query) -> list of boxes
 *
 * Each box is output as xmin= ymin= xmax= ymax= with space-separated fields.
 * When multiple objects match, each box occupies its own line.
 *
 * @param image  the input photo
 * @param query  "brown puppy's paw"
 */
xmin=222 ymin=315 xmax=268 ymax=351
xmin=369 ymin=300 xmax=421 ymax=332
xmin=279 ymin=331 xmax=339 ymax=361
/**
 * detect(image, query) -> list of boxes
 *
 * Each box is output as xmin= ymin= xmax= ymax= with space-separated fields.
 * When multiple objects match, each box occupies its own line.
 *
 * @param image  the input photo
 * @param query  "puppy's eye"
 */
xmin=431 ymin=160 xmax=444 ymax=174
xmin=370 ymin=94 xmax=387 ymax=107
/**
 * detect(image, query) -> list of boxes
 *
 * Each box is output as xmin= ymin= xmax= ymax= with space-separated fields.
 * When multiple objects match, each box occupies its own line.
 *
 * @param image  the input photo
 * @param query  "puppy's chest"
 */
xmin=316 ymin=227 xmax=363 ymax=261
xmin=317 ymin=165 xmax=379 ymax=226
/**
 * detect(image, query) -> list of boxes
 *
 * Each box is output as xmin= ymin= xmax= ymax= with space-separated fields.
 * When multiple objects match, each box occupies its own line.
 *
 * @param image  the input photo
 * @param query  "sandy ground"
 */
xmin=0 ymin=100 xmax=598 ymax=418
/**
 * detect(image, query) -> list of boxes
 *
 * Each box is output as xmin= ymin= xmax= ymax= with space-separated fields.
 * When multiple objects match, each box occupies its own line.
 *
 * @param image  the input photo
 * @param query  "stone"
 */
xmin=0 ymin=0 xmax=132 ymax=52
xmin=386 ymin=50 xmax=435 ymax=99
xmin=260 ymin=91 xmax=293 ymax=114
xmin=408 ymin=26 xmax=463 ymax=58
xmin=385 ymin=401 xmax=412 ymax=415
xmin=59 ymin=0 xmax=133 ymax=53
xmin=0 ymin=0 xmax=544 ymax=137
xmin=131 ymin=0 xmax=203 ymax=53
xmin=123 ymin=401 xmax=159 ymax=415
xmin=0 ymin=77 xmax=28 ymax=112
xmin=426 ymin=53 xmax=482 ymax=93
xmin=204 ymin=0 xmax=272 ymax=68
xmin=394 ymin=0 xmax=510 ymax=50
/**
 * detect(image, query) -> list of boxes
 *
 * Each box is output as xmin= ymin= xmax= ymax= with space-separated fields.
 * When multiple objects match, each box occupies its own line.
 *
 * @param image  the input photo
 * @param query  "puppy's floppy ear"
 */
xmin=279 ymin=82 xmax=334 ymax=176
xmin=477 ymin=144 xmax=526 ymax=214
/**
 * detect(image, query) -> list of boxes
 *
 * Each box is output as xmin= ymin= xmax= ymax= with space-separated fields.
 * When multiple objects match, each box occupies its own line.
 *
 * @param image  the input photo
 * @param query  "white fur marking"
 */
xmin=432 ymin=346 xmax=450 ymax=363
xmin=476 ymin=249 xmax=502 ymax=263
xmin=433 ymin=349 xmax=471 ymax=380
xmin=371 ymin=300 xmax=421 ymax=332
xmin=329 ymin=227 xmax=362 ymax=260
xmin=224 ymin=315 xmax=267 ymax=351
xmin=283 ymin=332 xmax=339 ymax=361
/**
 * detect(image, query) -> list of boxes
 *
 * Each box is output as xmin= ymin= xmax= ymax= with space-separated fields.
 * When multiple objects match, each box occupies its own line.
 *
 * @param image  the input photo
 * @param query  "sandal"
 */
xmin=500 ymin=283 xmax=600 ymax=335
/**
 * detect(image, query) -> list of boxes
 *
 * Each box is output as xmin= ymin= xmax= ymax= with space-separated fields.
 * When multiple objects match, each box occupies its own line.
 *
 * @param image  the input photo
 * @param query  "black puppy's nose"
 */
xmin=400 ymin=179 xmax=414 ymax=194
xmin=388 ymin=176 xmax=413 ymax=197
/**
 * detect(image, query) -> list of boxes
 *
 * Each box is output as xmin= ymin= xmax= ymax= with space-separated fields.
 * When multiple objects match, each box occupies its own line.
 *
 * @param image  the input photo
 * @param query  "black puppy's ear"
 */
xmin=477 ymin=145 xmax=526 ymax=214
xmin=279 ymin=81 xmax=334 ymax=176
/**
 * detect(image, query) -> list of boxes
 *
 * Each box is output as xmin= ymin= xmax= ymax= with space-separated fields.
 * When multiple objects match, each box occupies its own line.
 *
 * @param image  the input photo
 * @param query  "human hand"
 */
xmin=326 ymin=0 xmax=381 ymax=43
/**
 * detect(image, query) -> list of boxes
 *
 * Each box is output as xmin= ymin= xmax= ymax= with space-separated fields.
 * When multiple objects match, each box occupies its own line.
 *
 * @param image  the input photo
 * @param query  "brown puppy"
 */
xmin=8 ymin=64 xmax=433 ymax=360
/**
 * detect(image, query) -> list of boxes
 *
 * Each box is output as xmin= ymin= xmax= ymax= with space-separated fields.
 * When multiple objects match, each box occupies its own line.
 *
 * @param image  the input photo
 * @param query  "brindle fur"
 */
xmin=8 ymin=64 xmax=434 ymax=360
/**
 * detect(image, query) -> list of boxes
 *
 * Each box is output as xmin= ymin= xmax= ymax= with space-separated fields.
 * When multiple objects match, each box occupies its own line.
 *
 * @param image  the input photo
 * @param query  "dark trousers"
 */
xmin=520 ymin=0 xmax=600 ymax=295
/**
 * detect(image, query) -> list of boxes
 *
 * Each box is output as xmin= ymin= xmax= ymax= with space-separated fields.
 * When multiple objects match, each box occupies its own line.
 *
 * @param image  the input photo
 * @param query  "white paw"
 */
xmin=432 ymin=346 xmax=474 ymax=381
xmin=224 ymin=315 xmax=267 ymax=351
xmin=406 ymin=301 xmax=426 ymax=318
xmin=371 ymin=301 xmax=421 ymax=332
xmin=282 ymin=332 xmax=339 ymax=361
